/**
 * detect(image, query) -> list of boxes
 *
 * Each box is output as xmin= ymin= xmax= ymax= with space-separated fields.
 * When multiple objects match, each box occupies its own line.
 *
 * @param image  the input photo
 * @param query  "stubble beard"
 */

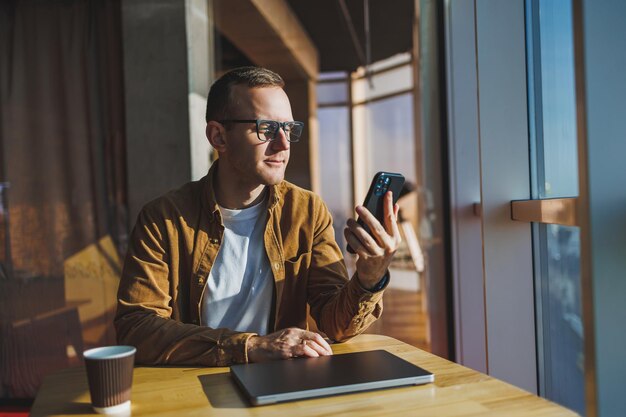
xmin=259 ymin=163 xmax=286 ymax=186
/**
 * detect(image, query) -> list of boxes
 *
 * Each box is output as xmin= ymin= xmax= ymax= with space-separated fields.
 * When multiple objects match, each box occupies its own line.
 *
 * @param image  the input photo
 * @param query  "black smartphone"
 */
xmin=347 ymin=171 xmax=405 ymax=254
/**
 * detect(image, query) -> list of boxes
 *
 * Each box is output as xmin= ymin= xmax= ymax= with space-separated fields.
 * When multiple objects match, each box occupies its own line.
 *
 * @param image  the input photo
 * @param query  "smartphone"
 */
xmin=347 ymin=171 xmax=405 ymax=254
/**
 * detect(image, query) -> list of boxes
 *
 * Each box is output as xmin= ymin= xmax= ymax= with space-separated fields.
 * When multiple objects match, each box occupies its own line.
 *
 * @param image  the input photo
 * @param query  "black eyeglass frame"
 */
xmin=218 ymin=119 xmax=304 ymax=142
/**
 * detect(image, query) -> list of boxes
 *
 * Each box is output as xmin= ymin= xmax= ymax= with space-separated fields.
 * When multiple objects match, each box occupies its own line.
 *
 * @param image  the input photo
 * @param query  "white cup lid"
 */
xmin=83 ymin=346 xmax=136 ymax=360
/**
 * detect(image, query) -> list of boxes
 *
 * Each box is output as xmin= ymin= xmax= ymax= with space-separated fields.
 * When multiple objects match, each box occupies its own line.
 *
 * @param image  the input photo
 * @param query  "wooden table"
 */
xmin=31 ymin=335 xmax=578 ymax=416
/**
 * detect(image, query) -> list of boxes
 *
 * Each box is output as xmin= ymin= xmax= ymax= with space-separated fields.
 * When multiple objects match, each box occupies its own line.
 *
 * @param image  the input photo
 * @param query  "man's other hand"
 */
xmin=247 ymin=327 xmax=333 ymax=362
xmin=344 ymin=191 xmax=401 ymax=290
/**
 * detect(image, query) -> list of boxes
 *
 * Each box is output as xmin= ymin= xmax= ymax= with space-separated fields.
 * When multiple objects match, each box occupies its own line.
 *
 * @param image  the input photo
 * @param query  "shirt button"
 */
xmin=273 ymin=262 xmax=281 ymax=270
xmin=198 ymin=277 xmax=205 ymax=286
xmin=210 ymin=238 xmax=219 ymax=244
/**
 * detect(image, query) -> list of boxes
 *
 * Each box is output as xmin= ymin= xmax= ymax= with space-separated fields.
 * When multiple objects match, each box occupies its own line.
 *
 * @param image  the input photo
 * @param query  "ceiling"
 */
xmin=286 ymin=0 xmax=415 ymax=72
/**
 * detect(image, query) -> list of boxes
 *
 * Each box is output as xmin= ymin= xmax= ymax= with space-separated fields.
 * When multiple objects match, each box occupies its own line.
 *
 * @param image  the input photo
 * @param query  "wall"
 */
xmin=578 ymin=0 xmax=626 ymax=414
xmin=122 ymin=0 xmax=192 ymax=222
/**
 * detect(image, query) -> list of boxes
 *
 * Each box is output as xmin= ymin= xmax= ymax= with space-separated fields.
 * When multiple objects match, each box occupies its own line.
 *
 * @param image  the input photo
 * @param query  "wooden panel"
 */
xmin=511 ymin=198 xmax=578 ymax=226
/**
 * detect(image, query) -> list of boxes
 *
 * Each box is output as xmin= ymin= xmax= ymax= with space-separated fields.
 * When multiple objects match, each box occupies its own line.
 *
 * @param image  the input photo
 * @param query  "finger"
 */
xmin=382 ymin=192 xmax=397 ymax=232
xmin=301 ymin=344 xmax=320 ymax=358
xmin=355 ymin=205 xmax=388 ymax=247
xmin=344 ymin=228 xmax=373 ymax=258
xmin=308 ymin=332 xmax=333 ymax=355
xmin=346 ymin=218 xmax=380 ymax=255
xmin=303 ymin=339 xmax=330 ymax=357
xmin=393 ymin=204 xmax=402 ymax=246
xmin=383 ymin=194 xmax=401 ymax=246
xmin=378 ymin=190 xmax=394 ymax=233
xmin=292 ymin=336 xmax=320 ymax=358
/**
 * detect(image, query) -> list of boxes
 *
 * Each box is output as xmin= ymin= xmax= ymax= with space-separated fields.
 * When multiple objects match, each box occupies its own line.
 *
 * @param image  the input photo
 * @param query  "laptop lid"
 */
xmin=230 ymin=349 xmax=434 ymax=406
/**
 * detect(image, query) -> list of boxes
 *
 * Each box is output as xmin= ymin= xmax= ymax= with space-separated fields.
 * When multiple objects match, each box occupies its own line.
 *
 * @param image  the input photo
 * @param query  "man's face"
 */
xmin=221 ymin=85 xmax=294 ymax=187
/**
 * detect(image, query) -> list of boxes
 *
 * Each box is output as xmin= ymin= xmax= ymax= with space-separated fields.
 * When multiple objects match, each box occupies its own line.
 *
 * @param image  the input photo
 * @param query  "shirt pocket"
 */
xmin=283 ymin=251 xmax=312 ymax=282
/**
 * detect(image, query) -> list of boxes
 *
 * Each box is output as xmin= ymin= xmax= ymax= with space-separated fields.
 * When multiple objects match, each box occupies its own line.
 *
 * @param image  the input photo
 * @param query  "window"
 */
xmin=526 ymin=0 xmax=584 ymax=413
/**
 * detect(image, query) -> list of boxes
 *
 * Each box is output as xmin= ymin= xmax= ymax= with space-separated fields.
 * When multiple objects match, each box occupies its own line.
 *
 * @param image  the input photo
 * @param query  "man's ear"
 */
xmin=206 ymin=121 xmax=227 ymax=152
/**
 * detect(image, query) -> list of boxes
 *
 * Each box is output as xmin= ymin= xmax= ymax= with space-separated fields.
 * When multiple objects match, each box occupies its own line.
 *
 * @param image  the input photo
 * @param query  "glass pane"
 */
xmin=352 ymin=65 xmax=413 ymax=104
xmin=527 ymin=0 xmax=584 ymax=414
xmin=317 ymin=107 xmax=352 ymax=255
xmin=318 ymin=71 xmax=348 ymax=81
xmin=0 ymin=1 xmax=127 ymax=400
xmin=317 ymin=82 xmax=348 ymax=105
xmin=360 ymin=94 xmax=416 ymax=185
xmin=531 ymin=0 xmax=578 ymax=198
xmin=365 ymin=52 xmax=411 ymax=73
xmin=537 ymin=224 xmax=584 ymax=414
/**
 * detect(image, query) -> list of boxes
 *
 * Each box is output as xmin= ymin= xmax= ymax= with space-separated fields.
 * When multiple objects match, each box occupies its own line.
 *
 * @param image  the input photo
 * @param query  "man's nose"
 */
xmin=271 ymin=127 xmax=290 ymax=151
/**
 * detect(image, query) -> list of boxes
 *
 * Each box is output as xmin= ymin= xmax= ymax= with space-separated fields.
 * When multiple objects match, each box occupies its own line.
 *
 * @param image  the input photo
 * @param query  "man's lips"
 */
xmin=265 ymin=159 xmax=285 ymax=164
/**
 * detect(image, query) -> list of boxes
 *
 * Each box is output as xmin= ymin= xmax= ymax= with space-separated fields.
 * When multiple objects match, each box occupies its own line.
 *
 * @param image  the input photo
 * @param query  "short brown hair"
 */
xmin=205 ymin=66 xmax=285 ymax=122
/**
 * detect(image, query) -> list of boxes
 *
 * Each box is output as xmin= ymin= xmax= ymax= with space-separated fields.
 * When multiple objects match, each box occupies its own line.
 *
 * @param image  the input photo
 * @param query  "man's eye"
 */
xmin=259 ymin=122 xmax=277 ymax=132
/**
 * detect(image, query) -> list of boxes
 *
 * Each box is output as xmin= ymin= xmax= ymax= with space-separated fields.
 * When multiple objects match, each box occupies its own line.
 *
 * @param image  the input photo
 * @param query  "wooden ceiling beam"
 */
xmin=214 ymin=0 xmax=319 ymax=80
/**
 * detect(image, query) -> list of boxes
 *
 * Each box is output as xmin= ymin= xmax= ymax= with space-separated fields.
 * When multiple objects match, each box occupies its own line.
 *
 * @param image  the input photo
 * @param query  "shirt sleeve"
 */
xmin=114 ymin=206 xmax=256 ymax=366
xmin=306 ymin=198 xmax=386 ymax=342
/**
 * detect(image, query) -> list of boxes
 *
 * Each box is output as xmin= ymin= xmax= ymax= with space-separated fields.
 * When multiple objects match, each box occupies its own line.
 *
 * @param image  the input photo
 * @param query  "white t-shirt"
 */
xmin=200 ymin=197 xmax=274 ymax=335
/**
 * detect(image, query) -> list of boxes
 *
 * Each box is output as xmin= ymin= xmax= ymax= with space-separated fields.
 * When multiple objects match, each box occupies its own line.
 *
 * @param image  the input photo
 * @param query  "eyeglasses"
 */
xmin=219 ymin=119 xmax=304 ymax=142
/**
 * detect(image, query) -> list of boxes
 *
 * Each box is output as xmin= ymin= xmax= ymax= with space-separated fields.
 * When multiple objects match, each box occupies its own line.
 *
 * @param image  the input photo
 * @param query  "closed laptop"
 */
xmin=230 ymin=349 xmax=434 ymax=406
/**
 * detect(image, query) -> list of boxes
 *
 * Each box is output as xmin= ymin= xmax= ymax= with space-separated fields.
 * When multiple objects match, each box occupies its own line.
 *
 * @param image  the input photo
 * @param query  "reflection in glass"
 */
xmin=1 ymin=1 xmax=127 ymax=400
xmin=537 ymin=224 xmax=584 ymax=414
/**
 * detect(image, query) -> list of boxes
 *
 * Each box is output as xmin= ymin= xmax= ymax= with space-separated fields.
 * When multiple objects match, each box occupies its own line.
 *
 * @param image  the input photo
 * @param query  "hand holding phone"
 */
xmin=347 ymin=172 xmax=405 ymax=254
xmin=344 ymin=172 xmax=404 ymax=290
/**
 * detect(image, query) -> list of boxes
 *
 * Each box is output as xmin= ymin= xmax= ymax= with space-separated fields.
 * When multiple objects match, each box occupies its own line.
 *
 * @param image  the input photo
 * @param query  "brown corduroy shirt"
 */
xmin=115 ymin=162 xmax=386 ymax=366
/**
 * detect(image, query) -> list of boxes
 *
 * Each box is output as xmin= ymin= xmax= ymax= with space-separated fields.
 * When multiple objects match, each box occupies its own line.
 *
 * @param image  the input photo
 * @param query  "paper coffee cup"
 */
xmin=84 ymin=346 xmax=136 ymax=415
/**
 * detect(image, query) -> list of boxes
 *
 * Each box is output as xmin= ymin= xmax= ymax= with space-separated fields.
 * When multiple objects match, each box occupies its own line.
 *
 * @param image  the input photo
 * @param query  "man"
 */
xmin=115 ymin=67 xmax=401 ymax=366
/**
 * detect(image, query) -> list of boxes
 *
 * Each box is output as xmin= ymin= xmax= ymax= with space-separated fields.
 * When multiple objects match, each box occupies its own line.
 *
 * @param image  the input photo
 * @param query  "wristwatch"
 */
xmin=369 ymin=271 xmax=390 ymax=292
